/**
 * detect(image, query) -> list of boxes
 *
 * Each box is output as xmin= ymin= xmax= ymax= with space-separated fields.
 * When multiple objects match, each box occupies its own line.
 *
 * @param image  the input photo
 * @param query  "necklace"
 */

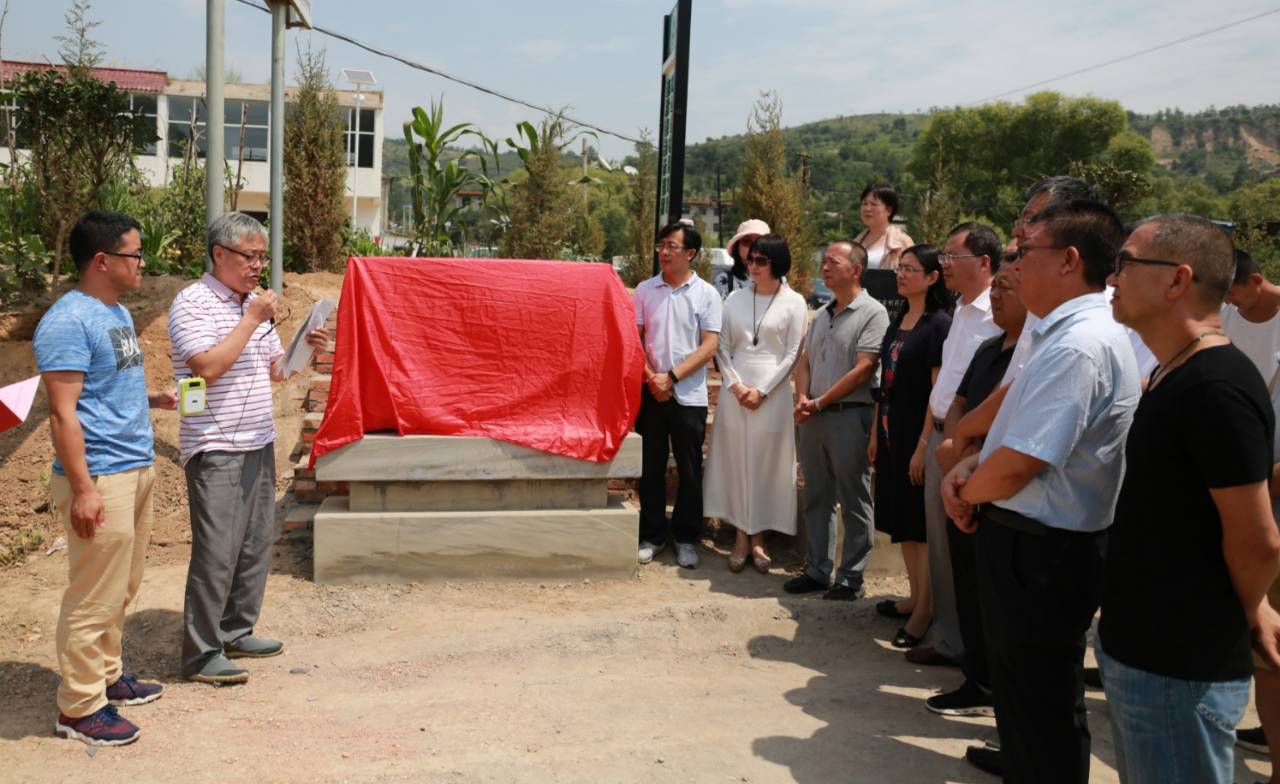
xmin=1148 ymin=330 xmax=1224 ymax=389
xmin=752 ymin=284 xmax=781 ymax=346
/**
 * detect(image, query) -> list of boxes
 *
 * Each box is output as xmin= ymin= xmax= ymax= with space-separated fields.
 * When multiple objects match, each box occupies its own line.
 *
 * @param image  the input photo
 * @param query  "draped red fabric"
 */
xmin=309 ymin=257 xmax=644 ymax=465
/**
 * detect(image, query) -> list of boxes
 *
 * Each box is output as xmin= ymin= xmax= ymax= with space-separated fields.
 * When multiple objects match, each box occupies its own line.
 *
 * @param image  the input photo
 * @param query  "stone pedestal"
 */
xmin=312 ymin=434 xmax=642 ymax=584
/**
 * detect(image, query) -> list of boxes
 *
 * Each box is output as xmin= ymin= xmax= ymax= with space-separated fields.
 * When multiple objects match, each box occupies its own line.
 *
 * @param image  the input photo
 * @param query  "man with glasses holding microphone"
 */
xmin=168 ymin=212 xmax=327 ymax=685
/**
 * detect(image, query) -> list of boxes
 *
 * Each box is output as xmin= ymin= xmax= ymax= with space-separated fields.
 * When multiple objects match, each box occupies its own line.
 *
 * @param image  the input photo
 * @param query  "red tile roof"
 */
xmin=1 ymin=60 xmax=167 ymax=93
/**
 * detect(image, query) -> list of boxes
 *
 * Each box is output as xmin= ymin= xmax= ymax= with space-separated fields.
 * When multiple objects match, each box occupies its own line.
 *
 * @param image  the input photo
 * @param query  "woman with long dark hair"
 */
xmin=867 ymin=244 xmax=953 ymax=647
xmin=704 ymin=234 xmax=807 ymax=573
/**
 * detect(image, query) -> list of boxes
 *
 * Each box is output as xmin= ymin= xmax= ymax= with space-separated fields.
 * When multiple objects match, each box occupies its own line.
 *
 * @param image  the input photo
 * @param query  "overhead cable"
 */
xmin=229 ymin=0 xmax=642 ymax=144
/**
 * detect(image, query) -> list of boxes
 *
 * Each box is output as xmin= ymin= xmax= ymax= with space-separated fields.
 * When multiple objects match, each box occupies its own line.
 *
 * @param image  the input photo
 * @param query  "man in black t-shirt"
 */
xmin=1102 ymin=213 xmax=1280 ymax=783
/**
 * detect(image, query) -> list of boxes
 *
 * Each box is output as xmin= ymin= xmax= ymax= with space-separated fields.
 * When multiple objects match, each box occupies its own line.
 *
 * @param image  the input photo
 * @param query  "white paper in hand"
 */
xmin=282 ymin=299 xmax=337 ymax=378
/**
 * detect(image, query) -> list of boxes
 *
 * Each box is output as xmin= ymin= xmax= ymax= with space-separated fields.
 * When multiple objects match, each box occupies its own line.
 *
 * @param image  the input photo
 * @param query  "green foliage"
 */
xmin=401 ymin=98 xmax=498 ymax=257
xmin=10 ymin=62 xmax=154 ymax=286
xmin=737 ymin=91 xmax=814 ymax=295
xmin=907 ymin=92 xmax=1129 ymax=229
xmin=620 ymin=134 xmax=657 ymax=287
xmin=284 ymin=46 xmax=347 ymax=271
xmin=1229 ymin=178 xmax=1280 ymax=277
xmin=499 ymin=115 xmax=579 ymax=260
xmin=340 ymin=224 xmax=382 ymax=258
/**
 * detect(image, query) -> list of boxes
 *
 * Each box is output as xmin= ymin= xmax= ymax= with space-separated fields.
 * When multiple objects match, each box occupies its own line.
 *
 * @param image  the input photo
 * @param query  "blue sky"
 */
xmin=5 ymin=0 xmax=1278 ymax=158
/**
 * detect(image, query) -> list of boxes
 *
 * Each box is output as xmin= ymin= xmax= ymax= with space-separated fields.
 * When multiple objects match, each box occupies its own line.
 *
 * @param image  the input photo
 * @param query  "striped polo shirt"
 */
xmin=168 ymin=273 xmax=284 ymax=465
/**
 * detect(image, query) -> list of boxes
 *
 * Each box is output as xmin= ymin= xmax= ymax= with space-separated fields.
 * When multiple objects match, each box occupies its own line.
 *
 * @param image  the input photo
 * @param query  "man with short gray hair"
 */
xmin=785 ymin=240 xmax=889 ymax=598
xmin=168 ymin=212 xmax=328 ymax=685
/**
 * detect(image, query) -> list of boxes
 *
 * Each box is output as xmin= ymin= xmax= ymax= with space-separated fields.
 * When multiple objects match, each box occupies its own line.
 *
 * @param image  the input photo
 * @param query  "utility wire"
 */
xmin=229 ymin=0 xmax=642 ymax=144
xmin=968 ymin=7 xmax=1280 ymax=105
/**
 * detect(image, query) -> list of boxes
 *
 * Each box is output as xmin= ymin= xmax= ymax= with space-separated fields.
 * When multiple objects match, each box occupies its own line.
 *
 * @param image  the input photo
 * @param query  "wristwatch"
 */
xmin=668 ymin=367 xmax=680 ymax=383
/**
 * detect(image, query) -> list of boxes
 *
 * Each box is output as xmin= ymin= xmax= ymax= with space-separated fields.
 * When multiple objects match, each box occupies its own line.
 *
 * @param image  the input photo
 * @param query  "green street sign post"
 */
xmin=654 ymin=0 xmax=692 ymax=274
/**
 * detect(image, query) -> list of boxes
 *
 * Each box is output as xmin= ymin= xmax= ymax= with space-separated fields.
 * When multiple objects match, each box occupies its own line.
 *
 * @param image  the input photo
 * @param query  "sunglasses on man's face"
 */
xmin=747 ymin=254 xmax=771 ymax=267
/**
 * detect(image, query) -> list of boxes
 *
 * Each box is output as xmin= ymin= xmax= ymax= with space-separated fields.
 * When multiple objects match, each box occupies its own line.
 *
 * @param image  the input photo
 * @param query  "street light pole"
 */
xmin=268 ymin=1 xmax=285 ymax=294
xmin=351 ymin=88 xmax=363 ymax=228
xmin=205 ymin=0 xmax=226 ymax=273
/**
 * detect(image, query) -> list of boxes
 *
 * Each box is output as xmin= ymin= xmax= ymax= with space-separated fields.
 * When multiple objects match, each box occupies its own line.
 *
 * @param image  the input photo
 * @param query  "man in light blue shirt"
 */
xmin=632 ymin=223 xmax=722 ymax=568
xmin=942 ymin=200 xmax=1139 ymax=784
xmin=34 ymin=210 xmax=176 ymax=747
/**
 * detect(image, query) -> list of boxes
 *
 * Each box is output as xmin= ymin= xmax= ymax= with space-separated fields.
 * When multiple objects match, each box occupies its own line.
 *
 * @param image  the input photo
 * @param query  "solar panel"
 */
xmin=340 ymin=68 xmax=376 ymax=85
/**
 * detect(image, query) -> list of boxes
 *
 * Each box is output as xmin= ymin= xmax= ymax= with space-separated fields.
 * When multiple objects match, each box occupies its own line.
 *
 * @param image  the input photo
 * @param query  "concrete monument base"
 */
xmin=311 ymin=433 xmax=642 ymax=584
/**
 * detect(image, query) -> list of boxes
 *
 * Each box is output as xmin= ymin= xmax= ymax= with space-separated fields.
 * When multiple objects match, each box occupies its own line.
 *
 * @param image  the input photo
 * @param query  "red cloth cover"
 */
xmin=310 ymin=257 xmax=643 ymax=466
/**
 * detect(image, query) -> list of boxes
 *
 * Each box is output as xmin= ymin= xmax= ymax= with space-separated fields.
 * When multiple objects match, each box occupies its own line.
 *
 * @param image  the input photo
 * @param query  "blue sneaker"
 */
xmin=106 ymin=674 xmax=164 ymax=706
xmin=55 ymin=704 xmax=140 ymax=746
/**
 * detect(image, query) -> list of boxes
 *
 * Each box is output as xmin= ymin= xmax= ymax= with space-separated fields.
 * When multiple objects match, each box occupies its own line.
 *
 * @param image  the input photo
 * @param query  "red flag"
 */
xmin=310 ymin=257 xmax=644 ymax=465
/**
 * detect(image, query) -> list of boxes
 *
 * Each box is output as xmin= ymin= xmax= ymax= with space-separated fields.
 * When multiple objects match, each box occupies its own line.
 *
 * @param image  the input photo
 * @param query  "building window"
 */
xmin=224 ymin=99 xmax=270 ymax=163
xmin=128 ymin=93 xmax=159 ymax=156
xmin=167 ymin=95 xmax=208 ymax=158
xmin=344 ymin=107 xmax=375 ymax=168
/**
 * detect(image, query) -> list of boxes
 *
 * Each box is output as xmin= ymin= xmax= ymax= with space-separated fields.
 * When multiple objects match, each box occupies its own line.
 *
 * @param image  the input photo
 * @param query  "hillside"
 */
xmin=1128 ymin=104 xmax=1280 ymax=190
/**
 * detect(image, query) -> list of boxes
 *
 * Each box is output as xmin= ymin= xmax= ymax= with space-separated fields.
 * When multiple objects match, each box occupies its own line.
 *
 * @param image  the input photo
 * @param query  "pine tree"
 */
xmin=283 ymin=45 xmax=347 ymax=271
xmin=737 ymin=92 xmax=814 ymax=295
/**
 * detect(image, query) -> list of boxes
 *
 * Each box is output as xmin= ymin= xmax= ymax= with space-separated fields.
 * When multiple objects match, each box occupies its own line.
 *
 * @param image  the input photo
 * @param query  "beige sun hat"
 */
xmin=725 ymin=219 xmax=771 ymax=260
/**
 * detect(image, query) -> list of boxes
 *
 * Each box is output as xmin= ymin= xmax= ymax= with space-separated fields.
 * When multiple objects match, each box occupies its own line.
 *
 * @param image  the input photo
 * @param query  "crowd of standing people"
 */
xmin=633 ymin=177 xmax=1280 ymax=783
xmin=26 ymin=175 xmax=1280 ymax=783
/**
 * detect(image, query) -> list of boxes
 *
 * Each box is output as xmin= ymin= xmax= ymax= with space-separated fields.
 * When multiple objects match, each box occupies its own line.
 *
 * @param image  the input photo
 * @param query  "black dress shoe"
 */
xmin=782 ymin=574 xmax=828 ymax=594
xmin=891 ymin=627 xmax=924 ymax=649
xmin=965 ymin=745 xmax=1004 ymax=777
xmin=822 ymin=584 xmax=863 ymax=601
xmin=904 ymin=645 xmax=960 ymax=667
xmin=875 ymin=598 xmax=911 ymax=619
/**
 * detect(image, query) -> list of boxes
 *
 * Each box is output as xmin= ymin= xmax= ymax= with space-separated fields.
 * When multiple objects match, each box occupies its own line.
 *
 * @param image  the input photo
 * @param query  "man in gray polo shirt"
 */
xmin=786 ymin=240 xmax=890 ymax=598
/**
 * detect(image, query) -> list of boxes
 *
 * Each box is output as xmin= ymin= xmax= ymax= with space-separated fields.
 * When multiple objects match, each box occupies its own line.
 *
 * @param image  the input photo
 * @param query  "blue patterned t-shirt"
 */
xmin=33 ymin=289 xmax=153 ymax=476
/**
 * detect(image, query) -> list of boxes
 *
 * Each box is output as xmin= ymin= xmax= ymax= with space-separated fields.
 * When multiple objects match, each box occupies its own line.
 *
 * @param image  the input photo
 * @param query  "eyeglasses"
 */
xmin=1013 ymin=244 xmax=1062 ymax=260
xmin=895 ymin=265 xmax=924 ymax=276
xmin=747 ymin=253 xmax=771 ymax=267
xmin=654 ymin=242 xmax=690 ymax=254
xmin=939 ymin=253 xmax=980 ymax=265
xmin=1114 ymin=252 xmax=1199 ymax=281
xmin=107 ymin=250 xmax=145 ymax=265
xmin=216 ymin=243 xmax=270 ymax=266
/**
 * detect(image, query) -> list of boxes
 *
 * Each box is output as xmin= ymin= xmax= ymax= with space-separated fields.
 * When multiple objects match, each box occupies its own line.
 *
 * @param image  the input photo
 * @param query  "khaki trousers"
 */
xmin=51 ymin=465 xmax=155 ymax=718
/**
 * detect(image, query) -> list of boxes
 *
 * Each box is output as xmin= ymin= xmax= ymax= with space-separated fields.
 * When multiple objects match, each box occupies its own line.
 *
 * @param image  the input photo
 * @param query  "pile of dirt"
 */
xmin=0 ymin=271 xmax=343 ymax=563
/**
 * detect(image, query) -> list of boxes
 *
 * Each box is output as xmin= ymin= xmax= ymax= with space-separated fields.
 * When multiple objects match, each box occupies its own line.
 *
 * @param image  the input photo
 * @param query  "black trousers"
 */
xmin=947 ymin=516 xmax=989 ymax=690
xmin=635 ymin=388 xmax=707 ymax=546
xmin=975 ymin=508 xmax=1107 ymax=784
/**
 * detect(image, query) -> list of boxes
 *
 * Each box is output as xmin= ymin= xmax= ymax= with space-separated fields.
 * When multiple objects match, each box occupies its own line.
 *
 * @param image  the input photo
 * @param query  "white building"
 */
xmin=1 ymin=60 xmax=386 ymax=239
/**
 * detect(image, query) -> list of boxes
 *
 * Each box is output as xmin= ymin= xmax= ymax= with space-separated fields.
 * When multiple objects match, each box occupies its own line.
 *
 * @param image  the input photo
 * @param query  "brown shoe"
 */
xmin=904 ymin=645 xmax=960 ymax=667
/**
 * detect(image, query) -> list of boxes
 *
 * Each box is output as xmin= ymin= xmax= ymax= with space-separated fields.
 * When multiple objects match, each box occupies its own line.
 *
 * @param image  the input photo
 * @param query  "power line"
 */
xmin=968 ymin=7 xmax=1280 ymax=105
xmin=228 ymin=0 xmax=641 ymax=144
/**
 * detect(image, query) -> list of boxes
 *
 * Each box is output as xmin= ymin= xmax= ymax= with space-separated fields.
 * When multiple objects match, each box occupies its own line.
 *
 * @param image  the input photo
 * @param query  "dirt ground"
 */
xmin=0 ymin=273 xmax=1271 ymax=783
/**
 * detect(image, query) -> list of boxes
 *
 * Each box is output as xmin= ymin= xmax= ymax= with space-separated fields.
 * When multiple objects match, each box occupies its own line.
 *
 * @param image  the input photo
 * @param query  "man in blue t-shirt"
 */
xmin=33 ymin=210 xmax=176 ymax=747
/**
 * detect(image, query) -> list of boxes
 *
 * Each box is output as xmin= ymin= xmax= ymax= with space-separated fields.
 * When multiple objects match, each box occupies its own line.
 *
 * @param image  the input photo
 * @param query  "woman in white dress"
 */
xmin=703 ymin=234 xmax=808 ymax=573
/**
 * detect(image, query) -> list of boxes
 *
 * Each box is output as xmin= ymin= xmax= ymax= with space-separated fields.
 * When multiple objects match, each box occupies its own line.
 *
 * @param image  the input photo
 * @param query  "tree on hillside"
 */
xmin=500 ymin=115 xmax=577 ymax=260
xmin=283 ymin=45 xmax=347 ymax=271
xmin=737 ymin=91 xmax=814 ymax=295
xmin=906 ymin=92 xmax=1136 ymax=228
xmin=1230 ymin=178 xmax=1280 ymax=277
xmin=11 ymin=0 xmax=152 ymax=288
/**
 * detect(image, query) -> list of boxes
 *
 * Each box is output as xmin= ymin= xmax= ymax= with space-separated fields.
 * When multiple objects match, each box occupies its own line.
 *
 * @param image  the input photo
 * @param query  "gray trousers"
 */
xmin=181 ymin=444 xmax=277 ymax=676
xmin=798 ymin=407 xmax=874 ymax=589
xmin=924 ymin=428 xmax=964 ymax=660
